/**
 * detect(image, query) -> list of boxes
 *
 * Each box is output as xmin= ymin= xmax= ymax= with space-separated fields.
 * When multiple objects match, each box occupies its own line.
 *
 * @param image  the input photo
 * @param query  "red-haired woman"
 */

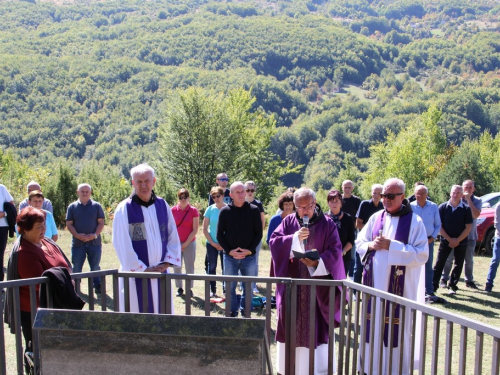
xmin=5 ymin=207 xmax=72 ymax=373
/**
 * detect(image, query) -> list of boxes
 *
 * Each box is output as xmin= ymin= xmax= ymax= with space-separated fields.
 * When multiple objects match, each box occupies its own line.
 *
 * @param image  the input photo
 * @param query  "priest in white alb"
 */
xmin=356 ymin=178 xmax=428 ymax=375
xmin=112 ymin=163 xmax=181 ymax=313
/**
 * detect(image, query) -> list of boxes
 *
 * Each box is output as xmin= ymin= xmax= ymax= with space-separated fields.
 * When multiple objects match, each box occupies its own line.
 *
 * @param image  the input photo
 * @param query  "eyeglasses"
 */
xmin=296 ymin=202 xmax=315 ymax=211
xmin=246 ymin=189 xmax=255 ymax=193
xmin=218 ymin=178 xmax=229 ymax=181
xmin=178 ymin=196 xmax=188 ymax=200
xmin=381 ymin=193 xmax=403 ymax=200
xmin=211 ymin=194 xmax=221 ymax=199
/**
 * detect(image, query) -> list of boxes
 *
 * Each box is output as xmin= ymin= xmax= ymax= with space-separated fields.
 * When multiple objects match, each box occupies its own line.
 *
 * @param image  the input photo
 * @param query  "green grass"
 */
xmin=3 ymin=228 xmax=500 ymax=374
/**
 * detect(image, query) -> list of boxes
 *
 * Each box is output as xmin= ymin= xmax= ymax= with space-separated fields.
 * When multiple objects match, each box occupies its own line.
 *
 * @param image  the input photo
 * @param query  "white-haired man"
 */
xmin=356 ymin=178 xmax=428 ymax=375
xmin=112 ymin=163 xmax=181 ymax=313
xmin=216 ymin=181 xmax=262 ymax=317
xmin=19 ymin=181 xmax=53 ymax=214
xmin=270 ymin=187 xmax=345 ymax=374
xmin=66 ymin=183 xmax=105 ymax=295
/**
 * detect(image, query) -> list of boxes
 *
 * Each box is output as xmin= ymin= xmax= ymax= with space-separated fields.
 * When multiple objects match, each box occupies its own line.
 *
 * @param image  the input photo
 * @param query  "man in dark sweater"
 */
xmin=217 ymin=181 xmax=263 ymax=317
xmin=352 ymin=184 xmax=384 ymax=285
xmin=341 ymin=180 xmax=361 ymax=278
xmin=432 ymin=185 xmax=472 ymax=295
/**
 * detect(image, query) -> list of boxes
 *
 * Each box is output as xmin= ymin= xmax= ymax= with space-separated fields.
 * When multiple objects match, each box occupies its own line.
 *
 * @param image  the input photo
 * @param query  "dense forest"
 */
xmin=1 ymin=0 xmax=500 ymax=223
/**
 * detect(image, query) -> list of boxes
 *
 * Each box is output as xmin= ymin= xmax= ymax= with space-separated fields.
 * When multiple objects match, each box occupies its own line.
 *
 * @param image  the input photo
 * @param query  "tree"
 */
xmin=157 ymin=87 xmax=289 ymax=204
xmin=44 ymin=162 xmax=77 ymax=226
xmin=361 ymin=104 xmax=447 ymax=195
xmin=429 ymin=140 xmax=492 ymax=203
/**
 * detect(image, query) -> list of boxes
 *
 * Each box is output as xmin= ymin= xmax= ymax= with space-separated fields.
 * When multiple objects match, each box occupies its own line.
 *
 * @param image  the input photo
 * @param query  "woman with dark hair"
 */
xmin=5 ymin=206 xmax=72 ymax=374
xmin=267 ymin=191 xmax=295 ymax=246
xmin=172 ymin=188 xmax=200 ymax=297
xmin=326 ymin=189 xmax=355 ymax=274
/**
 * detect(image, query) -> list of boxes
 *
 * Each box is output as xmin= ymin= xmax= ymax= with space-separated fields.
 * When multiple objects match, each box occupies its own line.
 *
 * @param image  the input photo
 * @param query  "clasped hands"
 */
xmin=145 ymin=263 xmax=171 ymax=273
xmin=76 ymin=233 xmax=95 ymax=242
xmin=229 ymin=247 xmax=251 ymax=259
xmin=447 ymin=238 xmax=460 ymax=248
xmin=369 ymin=234 xmax=391 ymax=251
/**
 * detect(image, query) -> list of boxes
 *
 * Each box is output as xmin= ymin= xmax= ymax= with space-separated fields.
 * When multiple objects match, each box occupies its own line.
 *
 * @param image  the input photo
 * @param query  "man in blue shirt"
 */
xmin=66 ymin=183 xmax=105 ymax=295
xmin=410 ymin=185 xmax=441 ymax=297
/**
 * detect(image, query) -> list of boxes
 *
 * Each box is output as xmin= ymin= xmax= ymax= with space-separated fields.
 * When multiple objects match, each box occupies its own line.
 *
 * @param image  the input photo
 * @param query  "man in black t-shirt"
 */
xmin=208 ymin=173 xmax=231 ymax=205
xmin=342 ymin=180 xmax=361 ymax=278
xmin=433 ymin=185 xmax=472 ymax=295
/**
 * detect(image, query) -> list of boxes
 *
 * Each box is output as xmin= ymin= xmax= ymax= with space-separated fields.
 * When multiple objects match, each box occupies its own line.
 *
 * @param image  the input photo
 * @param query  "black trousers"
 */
xmin=0 ymin=226 xmax=9 ymax=281
xmin=433 ymin=241 xmax=467 ymax=291
xmin=21 ymin=311 xmax=33 ymax=374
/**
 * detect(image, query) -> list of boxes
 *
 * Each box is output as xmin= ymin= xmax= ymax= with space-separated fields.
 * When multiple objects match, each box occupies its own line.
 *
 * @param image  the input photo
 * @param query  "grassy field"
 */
xmin=3 ymin=227 xmax=500 ymax=374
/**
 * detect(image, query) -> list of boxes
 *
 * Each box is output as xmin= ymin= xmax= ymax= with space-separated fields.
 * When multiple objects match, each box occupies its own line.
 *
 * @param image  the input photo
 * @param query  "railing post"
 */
xmin=113 ymin=272 xmax=120 ymax=312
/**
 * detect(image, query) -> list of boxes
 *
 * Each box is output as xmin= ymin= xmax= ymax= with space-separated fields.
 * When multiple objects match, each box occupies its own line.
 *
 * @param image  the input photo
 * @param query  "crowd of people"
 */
xmin=1 ymin=165 xmax=497 ymax=374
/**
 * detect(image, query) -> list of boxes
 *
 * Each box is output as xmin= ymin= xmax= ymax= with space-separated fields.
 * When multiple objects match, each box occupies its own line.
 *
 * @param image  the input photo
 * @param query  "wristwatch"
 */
xmin=94 ymin=233 xmax=98 ymax=239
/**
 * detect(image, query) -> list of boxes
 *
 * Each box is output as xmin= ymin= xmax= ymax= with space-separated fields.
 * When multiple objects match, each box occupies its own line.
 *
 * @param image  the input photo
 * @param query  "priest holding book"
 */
xmin=269 ymin=187 xmax=346 ymax=375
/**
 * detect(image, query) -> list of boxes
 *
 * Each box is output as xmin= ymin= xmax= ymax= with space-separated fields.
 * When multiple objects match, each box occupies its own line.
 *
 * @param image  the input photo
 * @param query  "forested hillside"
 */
xmin=1 ymin=0 xmax=500 ymax=219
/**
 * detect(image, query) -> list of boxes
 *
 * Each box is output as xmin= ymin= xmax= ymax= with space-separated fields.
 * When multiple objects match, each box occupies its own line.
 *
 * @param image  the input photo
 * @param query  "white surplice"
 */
xmin=112 ymin=198 xmax=181 ymax=313
xmin=356 ymin=210 xmax=428 ymax=375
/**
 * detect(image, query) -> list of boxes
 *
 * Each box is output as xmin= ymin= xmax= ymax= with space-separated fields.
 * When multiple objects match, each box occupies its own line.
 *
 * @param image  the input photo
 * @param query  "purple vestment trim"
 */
xmin=363 ymin=210 xmax=412 ymax=347
xmin=126 ymin=197 xmax=169 ymax=313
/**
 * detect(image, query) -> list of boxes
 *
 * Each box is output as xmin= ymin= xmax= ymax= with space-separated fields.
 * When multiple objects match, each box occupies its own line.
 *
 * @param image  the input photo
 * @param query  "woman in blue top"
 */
xmin=203 ymin=186 xmax=227 ymax=297
xmin=267 ymin=191 xmax=295 ymax=246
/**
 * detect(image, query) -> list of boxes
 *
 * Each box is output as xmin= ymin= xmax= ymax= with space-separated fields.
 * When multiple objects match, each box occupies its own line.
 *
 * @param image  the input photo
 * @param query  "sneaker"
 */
xmin=448 ymin=285 xmax=458 ymax=295
xmin=465 ymin=281 xmax=479 ymax=289
xmin=94 ymin=285 xmax=101 ymax=295
xmin=230 ymin=311 xmax=238 ymax=318
xmin=176 ymin=288 xmax=184 ymax=297
xmin=485 ymin=284 xmax=493 ymax=292
xmin=439 ymin=280 xmax=448 ymax=289
xmin=210 ymin=291 xmax=216 ymax=298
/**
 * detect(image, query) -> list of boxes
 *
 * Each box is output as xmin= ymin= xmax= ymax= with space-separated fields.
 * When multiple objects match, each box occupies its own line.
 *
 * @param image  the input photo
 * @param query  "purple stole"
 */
xmin=126 ymin=197 xmax=171 ymax=313
xmin=363 ymin=210 xmax=412 ymax=347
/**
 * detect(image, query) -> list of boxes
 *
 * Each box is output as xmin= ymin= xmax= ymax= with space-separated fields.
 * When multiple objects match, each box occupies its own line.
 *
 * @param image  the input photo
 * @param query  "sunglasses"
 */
xmin=381 ymin=193 xmax=403 ymax=200
xmin=211 ymin=194 xmax=221 ymax=199
xmin=246 ymin=189 xmax=255 ymax=193
xmin=218 ymin=178 xmax=229 ymax=181
xmin=178 ymin=196 xmax=188 ymax=200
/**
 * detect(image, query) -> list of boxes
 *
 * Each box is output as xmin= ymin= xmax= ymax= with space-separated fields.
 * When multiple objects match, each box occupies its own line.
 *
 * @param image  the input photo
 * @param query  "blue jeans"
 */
xmin=207 ymin=243 xmax=224 ymax=293
xmin=224 ymin=254 xmax=256 ymax=315
xmin=425 ymin=242 xmax=434 ymax=295
xmin=353 ymin=252 xmax=363 ymax=284
xmin=487 ymin=237 xmax=500 ymax=287
xmin=72 ymin=244 xmax=102 ymax=288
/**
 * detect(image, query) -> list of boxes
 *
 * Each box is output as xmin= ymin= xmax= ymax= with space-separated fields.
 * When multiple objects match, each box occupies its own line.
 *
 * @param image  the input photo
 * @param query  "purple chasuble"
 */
xmin=269 ymin=210 xmax=346 ymax=348
xmin=126 ymin=197 xmax=170 ymax=313
xmin=363 ymin=210 xmax=412 ymax=347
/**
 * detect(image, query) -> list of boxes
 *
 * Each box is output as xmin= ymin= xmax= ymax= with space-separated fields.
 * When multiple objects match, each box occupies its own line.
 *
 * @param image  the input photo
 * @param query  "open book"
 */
xmin=292 ymin=249 xmax=320 ymax=260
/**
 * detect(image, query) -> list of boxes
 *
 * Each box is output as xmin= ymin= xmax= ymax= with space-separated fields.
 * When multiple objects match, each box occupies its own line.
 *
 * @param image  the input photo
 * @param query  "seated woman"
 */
xmin=5 ymin=207 xmax=73 ymax=374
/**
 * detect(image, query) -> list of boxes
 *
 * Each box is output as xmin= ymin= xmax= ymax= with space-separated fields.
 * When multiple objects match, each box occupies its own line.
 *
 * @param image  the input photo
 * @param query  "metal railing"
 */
xmin=1 ymin=271 xmax=500 ymax=375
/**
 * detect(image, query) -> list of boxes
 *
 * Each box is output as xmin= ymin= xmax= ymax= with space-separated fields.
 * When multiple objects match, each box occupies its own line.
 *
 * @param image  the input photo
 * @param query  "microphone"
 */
xmin=303 ymin=215 xmax=309 ymax=245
